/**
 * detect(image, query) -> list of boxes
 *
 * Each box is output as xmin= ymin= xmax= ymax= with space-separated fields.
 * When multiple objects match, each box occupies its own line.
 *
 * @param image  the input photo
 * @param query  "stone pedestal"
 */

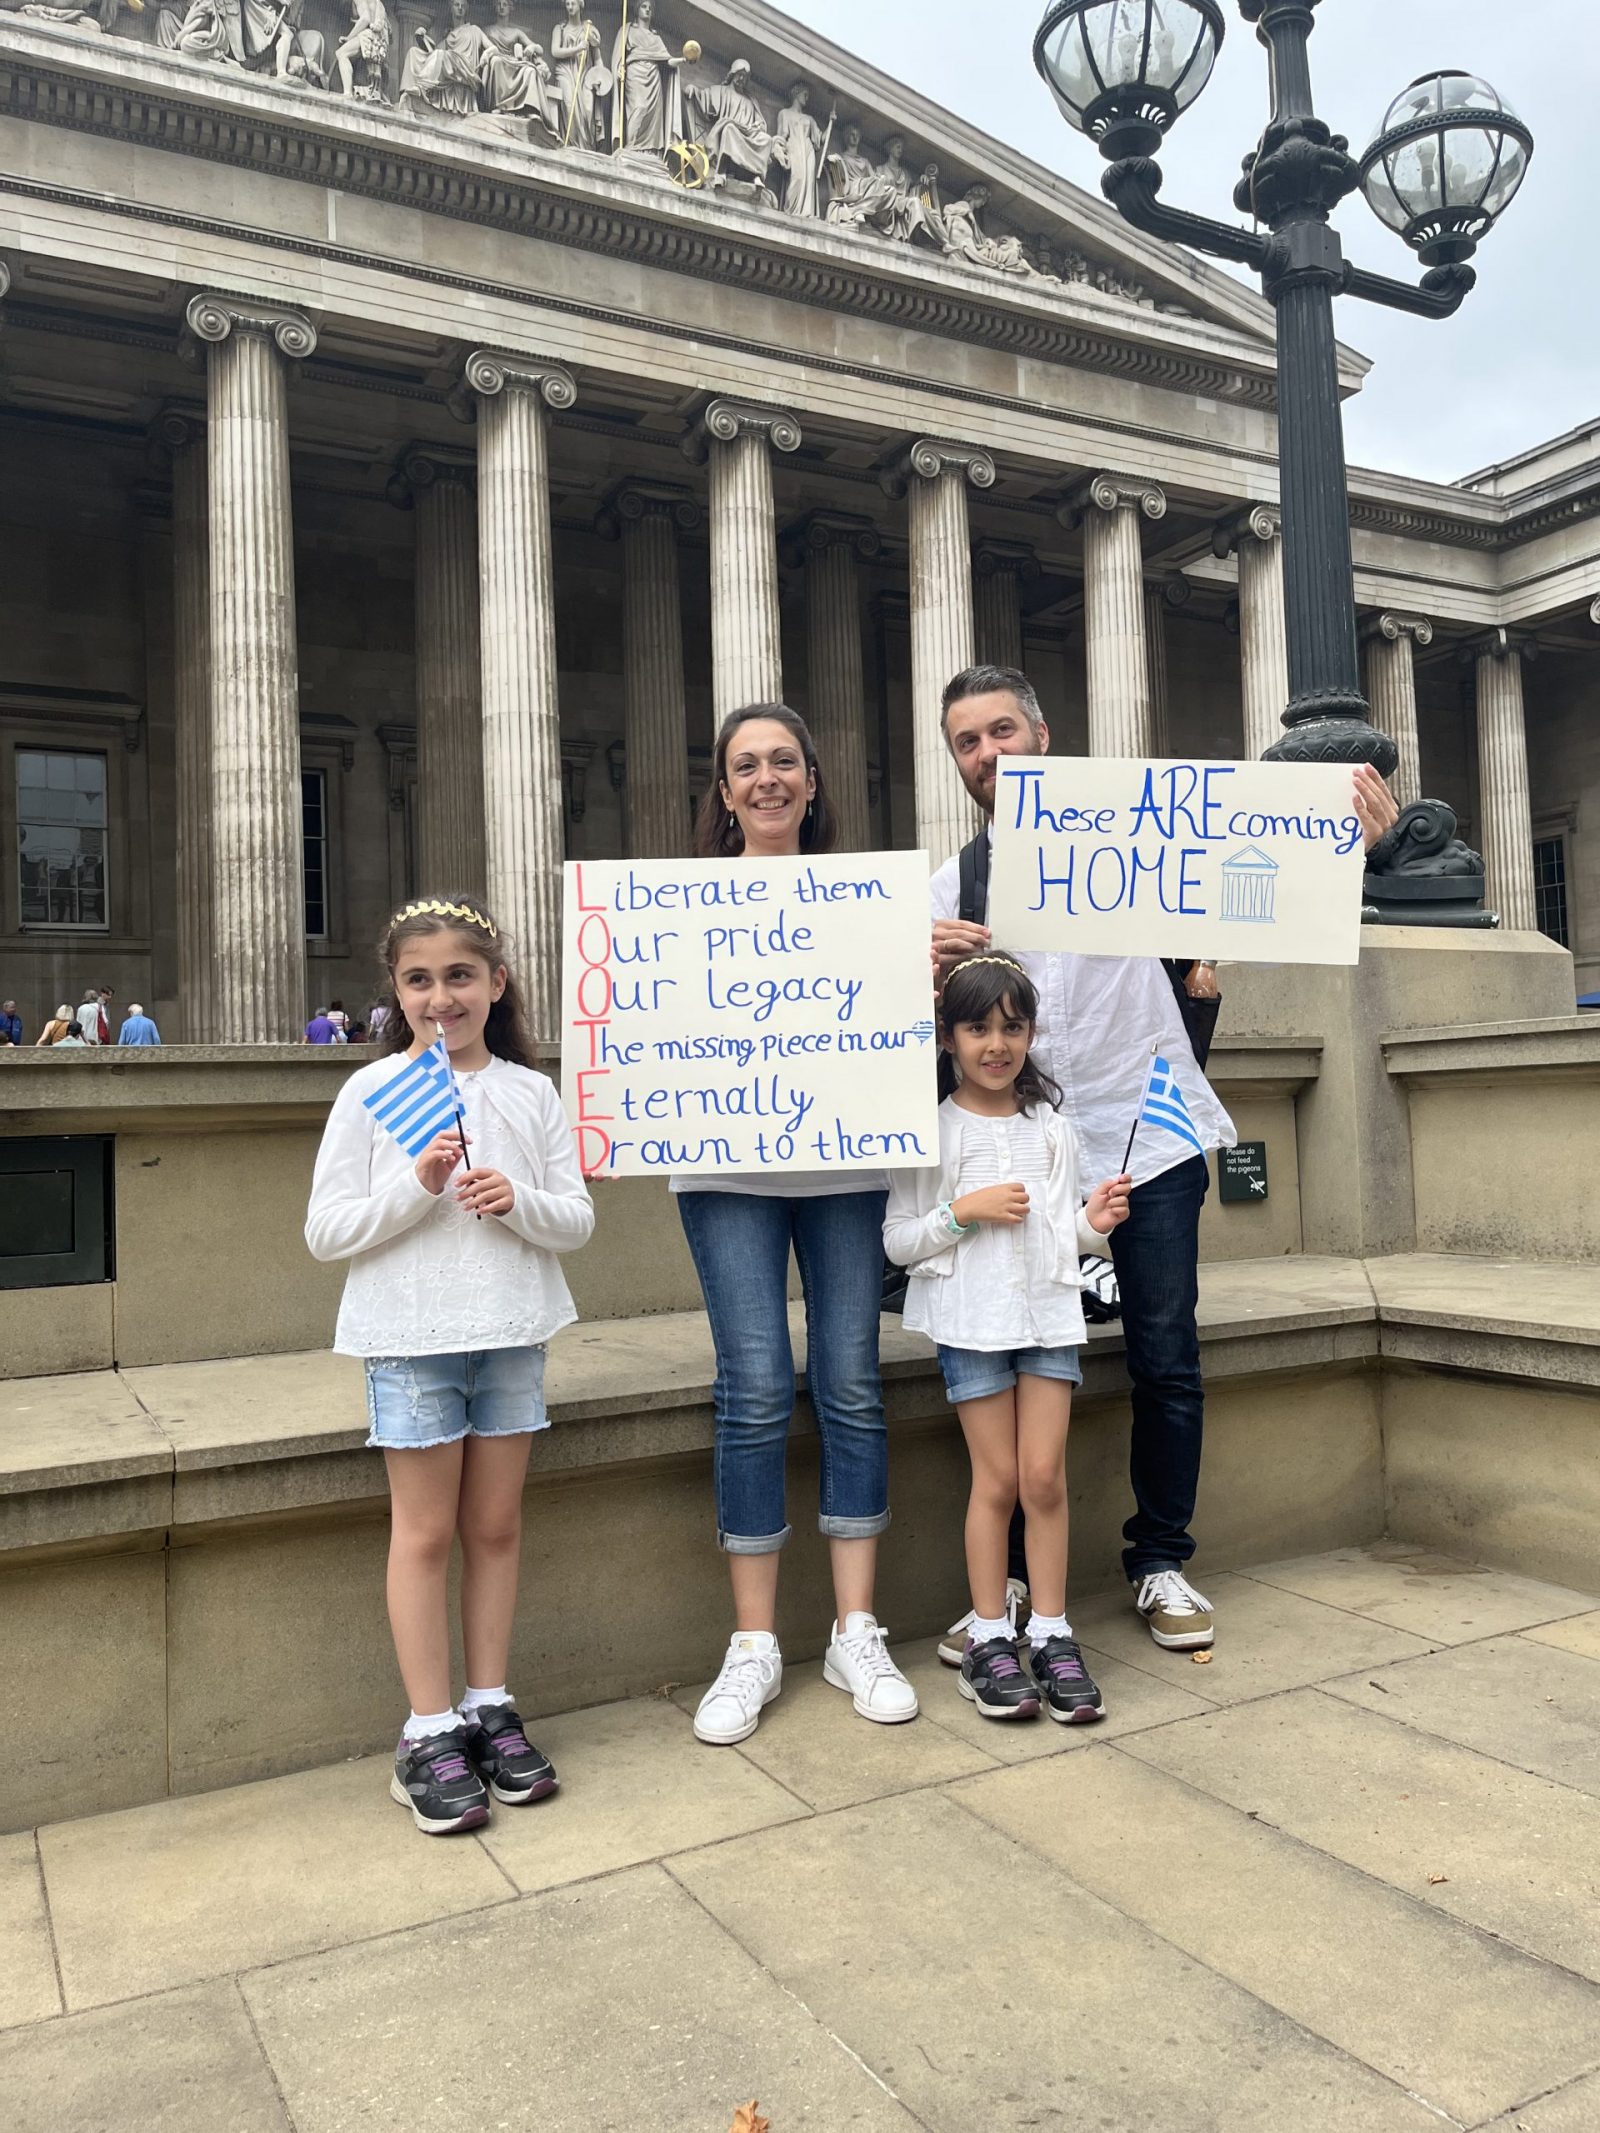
xmin=1473 ymin=630 xmax=1538 ymax=934
xmin=1068 ymin=475 xmax=1166 ymax=757
xmin=1215 ymin=506 xmax=1288 ymax=761
xmin=462 ymin=349 xmax=576 ymax=1042
xmin=1362 ymin=613 xmax=1432 ymax=809
xmin=687 ymin=401 xmax=800 ymax=721
xmin=895 ymin=440 xmax=995 ymax=867
xmin=158 ymin=408 xmax=215 ymax=1044
xmin=789 ymin=512 xmax=880 ymax=851
xmin=600 ymin=482 xmax=701 ymax=859
xmin=394 ymin=445 xmax=485 ymax=894
xmin=184 ymin=295 xmax=315 ymax=1045
xmin=972 ymin=539 xmax=1037 ymax=674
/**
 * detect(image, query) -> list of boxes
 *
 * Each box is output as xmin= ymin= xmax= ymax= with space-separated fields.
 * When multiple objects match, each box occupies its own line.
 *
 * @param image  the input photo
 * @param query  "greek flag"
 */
xmin=362 ymin=1036 xmax=462 ymax=1157
xmin=1140 ymin=1054 xmax=1205 ymax=1158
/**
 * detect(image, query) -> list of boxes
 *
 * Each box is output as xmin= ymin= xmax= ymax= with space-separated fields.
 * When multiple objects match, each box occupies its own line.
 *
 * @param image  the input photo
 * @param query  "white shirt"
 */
xmin=74 ymin=1003 xmax=101 ymax=1044
xmin=884 ymin=1097 xmax=1104 ymax=1351
xmin=306 ymin=1055 xmax=595 ymax=1359
xmin=930 ymin=834 xmax=1235 ymax=1187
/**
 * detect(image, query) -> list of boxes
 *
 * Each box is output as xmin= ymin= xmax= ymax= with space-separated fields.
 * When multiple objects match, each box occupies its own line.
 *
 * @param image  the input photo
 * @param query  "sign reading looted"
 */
xmin=561 ymin=853 xmax=943 ymax=1180
xmin=988 ymin=759 xmax=1368 ymax=966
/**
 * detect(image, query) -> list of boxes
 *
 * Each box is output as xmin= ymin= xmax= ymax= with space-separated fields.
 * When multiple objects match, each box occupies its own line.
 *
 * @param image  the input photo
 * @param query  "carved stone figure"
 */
xmin=876 ymin=135 xmax=943 ymax=248
xmin=333 ymin=0 xmax=388 ymax=100
xmin=400 ymin=0 xmax=491 ymax=119
xmin=7 ymin=0 xmax=103 ymax=34
xmin=479 ymin=0 xmax=561 ymax=135
xmin=942 ymin=185 xmax=1058 ymax=283
xmin=691 ymin=58 xmax=774 ymax=188
xmin=824 ymin=123 xmax=898 ymax=233
xmin=1364 ymin=799 xmax=1488 ymax=924
xmin=769 ymin=83 xmax=828 ymax=219
xmin=611 ymin=0 xmax=688 ymax=162
xmin=551 ymin=0 xmax=610 ymax=151
xmin=915 ymin=161 xmax=949 ymax=248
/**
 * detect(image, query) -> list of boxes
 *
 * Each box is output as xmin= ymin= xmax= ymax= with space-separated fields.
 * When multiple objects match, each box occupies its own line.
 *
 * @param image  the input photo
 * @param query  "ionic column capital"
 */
xmin=1149 ymin=572 xmax=1192 ymax=611
xmin=1461 ymin=626 xmax=1538 ymax=667
xmin=183 ymin=292 xmax=318 ymax=361
xmin=779 ymin=510 xmax=882 ymax=570
xmin=453 ymin=349 xmax=577 ymax=420
xmin=972 ymin=537 xmax=1040 ymax=583
xmin=1361 ymin=611 xmax=1433 ymax=649
xmin=595 ymin=479 xmax=703 ymax=540
xmin=387 ymin=441 xmax=477 ymax=509
xmin=152 ymin=402 xmax=206 ymax=458
xmin=1589 ymin=596 xmax=1600 ymax=628
xmin=1061 ymin=473 xmax=1167 ymax=528
xmin=882 ymin=438 xmax=997 ymax=499
xmin=0 ymin=258 xmax=10 ymax=308
xmin=683 ymin=399 xmax=803 ymax=463
xmin=1211 ymin=502 xmax=1280 ymax=558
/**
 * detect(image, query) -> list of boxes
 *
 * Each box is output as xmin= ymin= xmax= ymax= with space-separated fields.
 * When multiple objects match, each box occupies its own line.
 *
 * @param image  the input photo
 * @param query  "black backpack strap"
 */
xmin=957 ymin=829 xmax=991 ymax=926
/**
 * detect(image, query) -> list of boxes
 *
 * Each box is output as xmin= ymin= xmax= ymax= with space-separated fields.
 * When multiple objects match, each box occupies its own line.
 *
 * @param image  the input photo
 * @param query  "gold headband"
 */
xmin=948 ymin=954 xmax=1028 ymax=977
xmin=390 ymin=898 xmax=494 ymax=933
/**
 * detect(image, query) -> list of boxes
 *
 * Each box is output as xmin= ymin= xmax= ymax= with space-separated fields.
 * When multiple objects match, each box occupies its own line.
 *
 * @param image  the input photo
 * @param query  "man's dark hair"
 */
xmin=940 ymin=665 xmax=1045 ymax=740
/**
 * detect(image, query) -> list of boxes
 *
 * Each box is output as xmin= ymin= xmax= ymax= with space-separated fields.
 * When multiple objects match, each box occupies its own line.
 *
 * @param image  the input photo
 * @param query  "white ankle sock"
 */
xmin=459 ymin=1685 xmax=509 ymax=1715
xmin=403 ymin=1708 xmax=460 ymax=1743
xmin=1028 ymin=1611 xmax=1071 ymax=1647
xmin=969 ymin=1612 xmax=1013 ymax=1643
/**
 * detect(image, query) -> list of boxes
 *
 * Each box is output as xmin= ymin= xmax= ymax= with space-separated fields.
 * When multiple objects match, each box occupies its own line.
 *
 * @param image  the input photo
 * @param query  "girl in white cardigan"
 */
xmin=307 ymin=897 xmax=594 ymax=1835
xmin=884 ymin=954 xmax=1129 ymax=1725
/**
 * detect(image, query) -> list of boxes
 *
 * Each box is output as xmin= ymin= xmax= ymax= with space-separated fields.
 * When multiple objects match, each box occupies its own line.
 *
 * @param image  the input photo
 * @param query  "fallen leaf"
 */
xmin=1192 ymin=1650 xmax=1214 ymax=1665
xmin=731 ymin=2107 xmax=770 ymax=2133
xmin=1428 ymin=1874 xmax=1449 ymax=1887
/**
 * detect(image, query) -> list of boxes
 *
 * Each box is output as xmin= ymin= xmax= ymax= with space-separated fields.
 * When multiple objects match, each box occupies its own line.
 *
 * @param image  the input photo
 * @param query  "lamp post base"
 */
xmin=1361 ymin=798 xmax=1494 ymax=928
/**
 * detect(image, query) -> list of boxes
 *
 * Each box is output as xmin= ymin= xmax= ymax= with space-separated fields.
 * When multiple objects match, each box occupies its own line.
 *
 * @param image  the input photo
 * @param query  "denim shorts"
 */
xmin=363 ymin=1347 xmax=548 ymax=1451
xmin=936 ymin=1343 xmax=1083 ymax=1406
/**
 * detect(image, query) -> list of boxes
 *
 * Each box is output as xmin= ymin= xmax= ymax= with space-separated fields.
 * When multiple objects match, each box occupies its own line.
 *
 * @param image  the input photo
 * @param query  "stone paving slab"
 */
xmin=1247 ymin=1542 xmax=1596 ymax=1645
xmin=0 ymin=1835 xmax=57 ymax=2033
xmin=0 ymin=1983 xmax=290 ymax=2133
xmin=242 ymin=1863 xmax=920 ymax=2133
xmin=1486 ymin=2067 xmax=1600 ymax=2130
xmin=477 ymin=1695 xmax=808 ymax=1894
xmin=1325 ymin=1633 xmax=1600 ymax=1797
xmin=669 ymin=1787 xmax=1447 ymax=2132
xmin=1123 ymin=1688 xmax=1600 ymax=1984
xmin=39 ymin=1759 xmax=514 ymax=2009
xmin=1525 ymin=1611 xmax=1600 ymax=1661
xmin=954 ymin=1745 xmax=1600 ymax=2129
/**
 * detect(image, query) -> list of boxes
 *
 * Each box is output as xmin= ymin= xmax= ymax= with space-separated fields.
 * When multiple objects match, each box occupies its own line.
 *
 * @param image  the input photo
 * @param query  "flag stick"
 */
xmin=438 ymin=1022 xmax=480 ymax=1220
xmin=1120 ymin=1042 xmax=1158 ymax=1177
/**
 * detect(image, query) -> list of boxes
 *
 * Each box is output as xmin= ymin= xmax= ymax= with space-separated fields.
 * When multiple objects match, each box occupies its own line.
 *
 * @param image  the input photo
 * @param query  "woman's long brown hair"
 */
xmin=692 ymin=702 xmax=838 ymax=859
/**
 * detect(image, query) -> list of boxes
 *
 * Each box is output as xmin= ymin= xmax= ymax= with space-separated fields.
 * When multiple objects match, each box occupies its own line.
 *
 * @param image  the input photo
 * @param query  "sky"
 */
xmin=772 ymin=0 xmax=1595 ymax=485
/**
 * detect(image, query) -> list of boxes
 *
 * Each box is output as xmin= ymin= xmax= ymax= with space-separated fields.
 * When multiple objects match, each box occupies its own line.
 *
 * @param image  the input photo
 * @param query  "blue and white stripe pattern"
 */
xmin=1140 ymin=1054 xmax=1205 ymax=1157
xmin=362 ymin=1036 xmax=462 ymax=1157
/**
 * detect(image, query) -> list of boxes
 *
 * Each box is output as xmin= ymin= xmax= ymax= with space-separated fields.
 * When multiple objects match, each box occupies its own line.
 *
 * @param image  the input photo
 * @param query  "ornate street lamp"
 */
xmin=1033 ymin=0 xmax=1532 ymax=798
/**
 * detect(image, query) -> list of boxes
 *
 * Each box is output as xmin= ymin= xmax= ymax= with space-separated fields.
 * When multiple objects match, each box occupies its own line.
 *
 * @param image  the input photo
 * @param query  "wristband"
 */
xmin=939 ymin=1201 xmax=975 ymax=1239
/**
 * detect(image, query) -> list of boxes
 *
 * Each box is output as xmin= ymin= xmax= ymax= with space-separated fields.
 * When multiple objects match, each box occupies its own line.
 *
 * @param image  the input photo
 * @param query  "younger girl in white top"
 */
xmin=307 ymin=897 xmax=594 ymax=1834
xmin=884 ymin=954 xmax=1129 ymax=1724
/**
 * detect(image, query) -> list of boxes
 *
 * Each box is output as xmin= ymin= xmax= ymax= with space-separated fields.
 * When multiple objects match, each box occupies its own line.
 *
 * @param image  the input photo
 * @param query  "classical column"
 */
xmin=392 ymin=444 xmax=485 ymax=892
xmin=785 ymin=512 xmax=880 ymax=852
xmin=1471 ymin=629 xmax=1537 ymax=933
xmin=1144 ymin=575 xmax=1189 ymax=758
xmin=685 ymin=400 xmax=801 ymax=720
xmin=1064 ymin=474 xmax=1166 ymax=757
xmin=157 ymin=407 xmax=215 ymax=1043
xmin=1213 ymin=505 xmax=1288 ymax=761
xmin=1361 ymin=613 xmax=1433 ymax=808
xmin=972 ymin=539 xmax=1038 ymax=673
xmin=184 ymin=294 xmax=315 ymax=1044
xmin=597 ymin=481 xmax=701 ymax=859
xmin=459 ymin=349 xmax=575 ymax=1043
xmin=889 ymin=439 xmax=996 ymax=867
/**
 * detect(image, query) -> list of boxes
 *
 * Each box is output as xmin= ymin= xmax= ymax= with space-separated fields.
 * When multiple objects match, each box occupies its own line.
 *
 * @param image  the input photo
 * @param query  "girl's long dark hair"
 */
xmin=936 ymin=954 xmax=1062 ymax=1114
xmin=693 ymin=702 xmax=837 ymax=859
xmin=375 ymin=895 xmax=538 ymax=1069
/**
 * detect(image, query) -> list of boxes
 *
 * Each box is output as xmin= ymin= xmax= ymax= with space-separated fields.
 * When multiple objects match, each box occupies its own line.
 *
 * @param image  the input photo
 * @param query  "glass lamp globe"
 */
xmin=1033 ymin=0 xmax=1225 ymax=161
xmin=1360 ymin=72 xmax=1534 ymax=267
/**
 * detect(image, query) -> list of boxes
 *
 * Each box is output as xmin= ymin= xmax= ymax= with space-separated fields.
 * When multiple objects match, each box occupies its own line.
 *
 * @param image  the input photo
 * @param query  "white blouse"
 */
xmin=306 ymin=1055 xmax=594 ymax=1359
xmin=883 ymin=1097 xmax=1105 ymax=1353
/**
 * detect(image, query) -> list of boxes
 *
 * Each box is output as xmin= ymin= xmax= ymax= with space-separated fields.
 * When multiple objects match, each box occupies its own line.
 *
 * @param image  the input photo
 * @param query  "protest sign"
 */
xmin=988 ymin=758 xmax=1367 ymax=965
xmin=561 ymin=852 xmax=942 ymax=1180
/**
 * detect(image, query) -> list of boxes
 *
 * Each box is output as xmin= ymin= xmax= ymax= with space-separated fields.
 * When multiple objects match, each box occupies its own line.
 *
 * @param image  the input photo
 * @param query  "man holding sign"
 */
xmin=931 ymin=665 xmax=1397 ymax=1654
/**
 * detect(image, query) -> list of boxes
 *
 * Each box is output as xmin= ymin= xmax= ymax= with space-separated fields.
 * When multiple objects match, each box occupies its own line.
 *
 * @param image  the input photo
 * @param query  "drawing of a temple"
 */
xmin=1219 ymin=845 xmax=1280 ymax=923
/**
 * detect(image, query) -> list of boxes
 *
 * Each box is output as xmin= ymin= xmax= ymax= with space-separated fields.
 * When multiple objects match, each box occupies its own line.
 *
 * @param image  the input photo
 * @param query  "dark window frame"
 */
xmin=16 ymin=746 xmax=110 ymax=933
xmin=1533 ymin=833 xmax=1570 ymax=950
xmin=0 ymin=1136 xmax=114 ymax=1291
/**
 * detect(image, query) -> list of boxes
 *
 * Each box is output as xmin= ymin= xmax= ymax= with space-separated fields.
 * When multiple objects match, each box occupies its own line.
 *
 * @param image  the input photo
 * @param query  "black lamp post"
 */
xmin=1033 ymin=0 xmax=1533 ymax=777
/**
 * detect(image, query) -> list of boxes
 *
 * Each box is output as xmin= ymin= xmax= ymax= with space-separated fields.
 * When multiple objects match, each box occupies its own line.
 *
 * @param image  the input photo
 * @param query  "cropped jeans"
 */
xmin=677 ymin=1189 xmax=891 ymax=1555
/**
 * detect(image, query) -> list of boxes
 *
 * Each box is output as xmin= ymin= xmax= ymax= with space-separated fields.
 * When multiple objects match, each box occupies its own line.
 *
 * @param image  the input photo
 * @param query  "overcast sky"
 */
xmin=773 ymin=0 xmax=1593 ymax=486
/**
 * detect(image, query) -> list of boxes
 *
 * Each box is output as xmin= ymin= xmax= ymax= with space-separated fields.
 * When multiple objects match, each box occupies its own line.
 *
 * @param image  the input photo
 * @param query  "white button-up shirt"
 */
xmin=930 ymin=835 xmax=1236 ymax=1189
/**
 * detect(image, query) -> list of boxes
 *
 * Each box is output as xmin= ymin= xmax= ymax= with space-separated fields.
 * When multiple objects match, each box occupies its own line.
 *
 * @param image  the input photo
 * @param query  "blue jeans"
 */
xmin=363 ymin=1348 xmax=547 ymax=1451
xmin=677 ymin=1190 xmax=890 ymax=1554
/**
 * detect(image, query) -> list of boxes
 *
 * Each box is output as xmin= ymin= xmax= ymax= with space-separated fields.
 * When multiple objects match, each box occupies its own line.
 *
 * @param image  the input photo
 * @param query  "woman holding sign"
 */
xmin=675 ymin=704 xmax=918 ymax=1746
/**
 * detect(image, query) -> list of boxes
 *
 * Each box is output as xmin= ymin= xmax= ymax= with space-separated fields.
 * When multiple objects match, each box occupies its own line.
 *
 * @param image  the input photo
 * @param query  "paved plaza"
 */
xmin=4 ymin=1543 xmax=1600 ymax=2131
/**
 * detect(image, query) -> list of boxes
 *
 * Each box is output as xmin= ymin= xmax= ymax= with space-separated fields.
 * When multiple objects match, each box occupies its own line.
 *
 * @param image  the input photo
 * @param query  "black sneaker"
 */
xmin=1029 ymin=1636 xmax=1105 ymax=1724
xmin=958 ymin=1635 xmax=1042 ymax=1719
xmin=463 ymin=1702 xmax=559 ymax=1805
xmin=390 ymin=1726 xmax=491 ymax=1834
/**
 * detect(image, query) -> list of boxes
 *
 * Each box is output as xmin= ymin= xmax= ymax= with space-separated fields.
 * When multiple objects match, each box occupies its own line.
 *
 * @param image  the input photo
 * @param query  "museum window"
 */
xmin=17 ymin=748 xmax=108 ymax=930
xmin=1533 ymin=835 xmax=1570 ymax=949
xmin=302 ymin=768 xmax=329 ymax=941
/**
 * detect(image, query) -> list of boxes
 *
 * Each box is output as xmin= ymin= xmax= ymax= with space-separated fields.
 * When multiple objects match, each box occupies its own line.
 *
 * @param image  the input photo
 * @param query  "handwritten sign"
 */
xmin=561 ymin=853 xmax=942 ymax=1180
xmin=989 ymin=758 xmax=1367 ymax=965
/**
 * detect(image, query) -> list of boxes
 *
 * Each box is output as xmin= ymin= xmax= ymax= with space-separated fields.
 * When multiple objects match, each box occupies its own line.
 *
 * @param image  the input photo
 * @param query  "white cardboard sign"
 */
xmin=561 ymin=852 xmax=943 ymax=1180
xmin=988 ymin=758 xmax=1367 ymax=966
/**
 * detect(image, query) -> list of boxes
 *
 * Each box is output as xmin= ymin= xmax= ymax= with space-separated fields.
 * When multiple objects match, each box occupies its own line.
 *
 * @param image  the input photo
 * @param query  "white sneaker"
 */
xmin=694 ymin=1631 xmax=782 ymax=1745
xmin=823 ymin=1611 xmax=919 ymax=1724
xmin=1134 ymin=1568 xmax=1216 ymax=1650
xmin=937 ymin=1578 xmax=1029 ymax=1668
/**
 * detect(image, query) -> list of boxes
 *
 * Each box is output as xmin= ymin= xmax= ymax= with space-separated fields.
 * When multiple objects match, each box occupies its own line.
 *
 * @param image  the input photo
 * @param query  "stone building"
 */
xmin=0 ymin=0 xmax=1595 ymax=1040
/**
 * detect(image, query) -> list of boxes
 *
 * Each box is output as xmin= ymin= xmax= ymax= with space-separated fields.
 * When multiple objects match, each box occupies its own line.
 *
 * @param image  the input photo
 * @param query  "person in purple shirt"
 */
xmin=305 ymin=1011 xmax=337 ymax=1045
xmin=0 ymin=1001 xmax=21 ymax=1046
xmin=118 ymin=1005 xmax=162 ymax=1047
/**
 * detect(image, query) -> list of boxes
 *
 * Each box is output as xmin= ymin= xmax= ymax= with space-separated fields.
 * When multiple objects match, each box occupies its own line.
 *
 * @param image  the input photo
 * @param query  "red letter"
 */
xmin=575 ymin=1069 xmax=613 ymax=1124
xmin=573 ymin=864 xmax=605 ymax=914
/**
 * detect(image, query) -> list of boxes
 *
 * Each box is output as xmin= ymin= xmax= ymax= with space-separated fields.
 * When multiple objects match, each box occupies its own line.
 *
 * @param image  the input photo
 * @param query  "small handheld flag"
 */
xmin=1121 ymin=1044 xmax=1205 ymax=1175
xmin=362 ymin=1026 xmax=481 ymax=1215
